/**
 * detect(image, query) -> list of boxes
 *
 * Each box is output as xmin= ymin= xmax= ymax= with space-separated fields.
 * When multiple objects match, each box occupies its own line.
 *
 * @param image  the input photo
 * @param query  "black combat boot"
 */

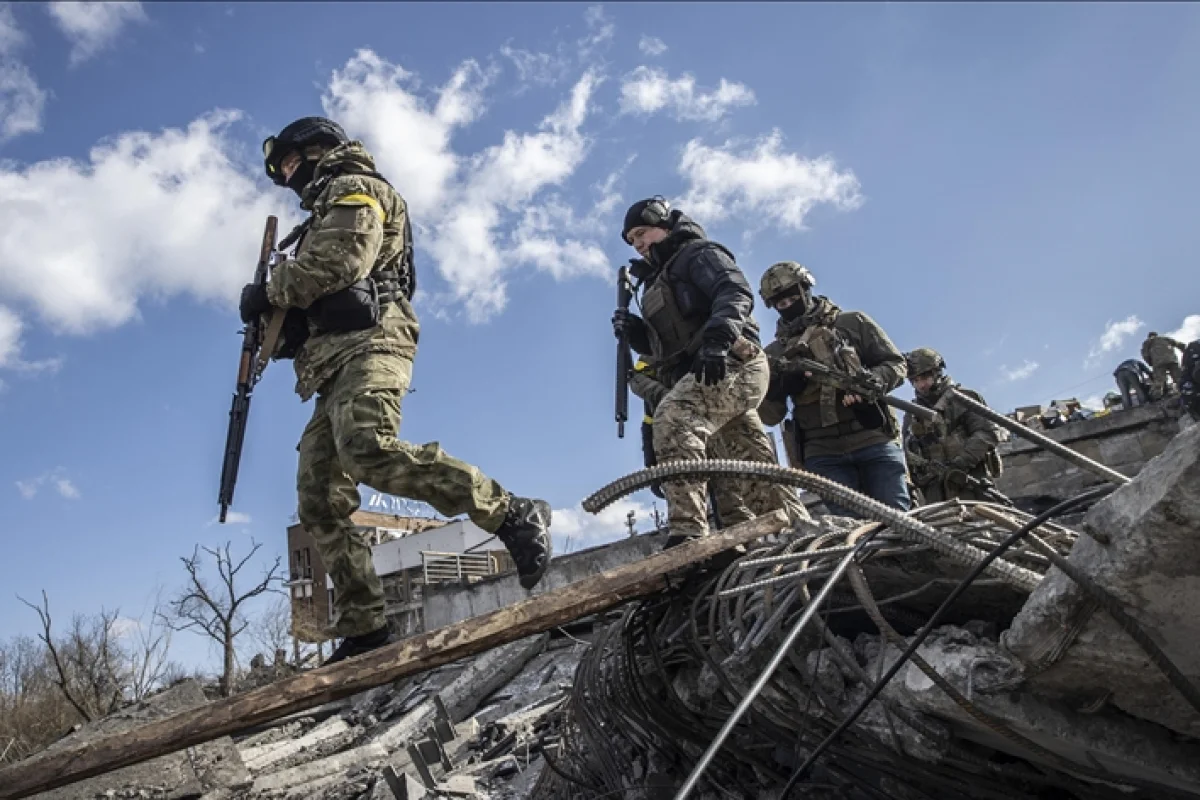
xmin=495 ymin=496 xmax=552 ymax=590
xmin=324 ymin=625 xmax=392 ymax=666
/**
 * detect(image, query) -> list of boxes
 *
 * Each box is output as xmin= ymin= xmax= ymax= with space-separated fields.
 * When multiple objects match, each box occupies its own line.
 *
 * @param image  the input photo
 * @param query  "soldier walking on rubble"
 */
xmin=240 ymin=117 xmax=552 ymax=664
xmin=902 ymin=348 xmax=1004 ymax=504
xmin=1141 ymin=331 xmax=1186 ymax=400
xmin=611 ymin=197 xmax=808 ymax=547
xmin=757 ymin=262 xmax=910 ymax=516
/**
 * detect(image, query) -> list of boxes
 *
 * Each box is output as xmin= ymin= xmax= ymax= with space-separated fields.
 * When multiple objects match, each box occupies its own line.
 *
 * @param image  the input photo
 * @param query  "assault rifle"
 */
xmin=923 ymin=459 xmax=1013 ymax=506
xmin=615 ymin=265 xmax=633 ymax=438
xmin=218 ymin=216 xmax=285 ymax=524
xmin=782 ymin=357 xmax=939 ymax=423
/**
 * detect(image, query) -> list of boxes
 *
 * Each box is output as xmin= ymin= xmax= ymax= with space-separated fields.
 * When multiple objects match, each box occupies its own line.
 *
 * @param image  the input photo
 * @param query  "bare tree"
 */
xmin=165 ymin=540 xmax=283 ymax=697
xmin=18 ymin=592 xmax=124 ymax=722
xmin=123 ymin=590 xmax=176 ymax=703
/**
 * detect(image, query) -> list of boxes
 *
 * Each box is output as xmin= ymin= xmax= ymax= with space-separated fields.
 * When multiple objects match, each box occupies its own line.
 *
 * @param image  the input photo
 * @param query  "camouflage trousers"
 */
xmin=296 ymin=353 xmax=510 ymax=637
xmin=1151 ymin=362 xmax=1181 ymax=399
xmin=654 ymin=350 xmax=808 ymax=538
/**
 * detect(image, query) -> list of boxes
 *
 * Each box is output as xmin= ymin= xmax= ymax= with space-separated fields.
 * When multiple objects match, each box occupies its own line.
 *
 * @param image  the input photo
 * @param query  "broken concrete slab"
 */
xmin=241 ymin=715 xmax=355 ymax=774
xmin=1004 ymin=423 xmax=1200 ymax=736
xmin=29 ymin=681 xmax=250 ymax=800
xmin=249 ymin=742 xmax=388 ymax=793
xmin=371 ymin=634 xmax=547 ymax=752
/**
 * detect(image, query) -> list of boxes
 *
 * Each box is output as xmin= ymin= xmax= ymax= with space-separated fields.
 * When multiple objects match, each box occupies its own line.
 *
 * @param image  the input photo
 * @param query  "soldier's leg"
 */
xmin=803 ymin=452 xmax=859 ymax=516
xmin=1116 ymin=375 xmax=1134 ymax=411
xmin=654 ymin=352 xmax=771 ymax=540
xmin=1151 ymin=365 xmax=1168 ymax=400
xmin=296 ymin=398 xmax=386 ymax=639
xmin=706 ymin=433 xmax=753 ymax=528
xmin=330 ymin=354 xmax=510 ymax=533
xmin=1167 ymin=364 xmax=1182 ymax=393
xmin=853 ymin=441 xmax=912 ymax=511
xmin=714 ymin=410 xmax=810 ymax=523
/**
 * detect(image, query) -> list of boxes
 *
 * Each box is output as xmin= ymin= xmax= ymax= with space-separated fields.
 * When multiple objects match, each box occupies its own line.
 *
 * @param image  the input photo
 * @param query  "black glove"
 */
xmin=611 ymin=308 xmax=643 ymax=340
xmin=239 ymin=283 xmax=271 ymax=324
xmin=691 ymin=344 xmax=729 ymax=386
xmin=776 ymin=366 xmax=809 ymax=396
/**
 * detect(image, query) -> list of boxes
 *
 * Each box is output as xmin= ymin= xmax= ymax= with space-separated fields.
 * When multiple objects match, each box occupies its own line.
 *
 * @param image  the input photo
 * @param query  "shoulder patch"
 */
xmin=331 ymin=193 xmax=386 ymax=223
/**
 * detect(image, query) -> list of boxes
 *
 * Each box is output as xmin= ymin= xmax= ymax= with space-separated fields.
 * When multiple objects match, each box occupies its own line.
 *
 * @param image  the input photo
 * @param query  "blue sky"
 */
xmin=1 ymin=2 xmax=1197 ymax=671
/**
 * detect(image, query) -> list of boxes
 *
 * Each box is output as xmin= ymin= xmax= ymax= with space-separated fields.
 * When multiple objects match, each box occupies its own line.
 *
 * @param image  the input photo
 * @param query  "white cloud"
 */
xmin=208 ymin=510 xmax=252 ymax=526
xmin=552 ymin=497 xmax=657 ymax=553
xmin=0 ymin=306 xmax=64 ymax=375
xmin=0 ymin=305 xmax=19 ymax=366
xmin=1000 ymin=360 xmax=1039 ymax=382
xmin=500 ymin=45 xmax=567 ymax=88
xmin=1085 ymin=315 xmax=1144 ymax=366
xmin=14 ymin=467 xmax=79 ymax=500
xmin=1166 ymin=314 xmax=1200 ymax=344
xmin=327 ymin=50 xmax=606 ymax=321
xmin=0 ymin=5 xmax=47 ymax=142
xmin=678 ymin=130 xmax=863 ymax=231
xmin=578 ymin=5 xmax=614 ymax=60
xmin=619 ymin=66 xmax=755 ymax=122
xmin=47 ymin=1 xmax=146 ymax=65
xmin=638 ymin=35 xmax=667 ymax=56
xmin=0 ymin=111 xmax=289 ymax=335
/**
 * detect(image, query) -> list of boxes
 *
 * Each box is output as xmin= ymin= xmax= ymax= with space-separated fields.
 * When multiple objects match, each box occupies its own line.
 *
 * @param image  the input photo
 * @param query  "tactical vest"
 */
xmin=283 ymin=167 xmax=415 ymax=339
xmin=640 ymin=240 xmax=755 ymax=385
xmin=778 ymin=314 xmax=888 ymax=438
xmin=907 ymin=386 xmax=1001 ymax=476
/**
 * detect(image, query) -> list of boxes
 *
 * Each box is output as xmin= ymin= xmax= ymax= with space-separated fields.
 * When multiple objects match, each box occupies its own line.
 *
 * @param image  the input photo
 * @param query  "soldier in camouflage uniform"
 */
xmin=240 ymin=118 xmax=552 ymax=664
xmin=630 ymin=357 xmax=802 ymax=526
xmin=758 ymin=262 xmax=910 ymax=516
xmin=1140 ymin=332 xmax=1186 ymax=400
xmin=901 ymin=348 xmax=1004 ymax=504
xmin=611 ymin=197 xmax=808 ymax=546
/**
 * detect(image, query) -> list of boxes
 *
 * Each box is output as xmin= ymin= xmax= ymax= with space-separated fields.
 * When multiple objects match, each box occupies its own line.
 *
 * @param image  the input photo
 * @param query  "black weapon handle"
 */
xmin=615 ymin=266 xmax=633 ymax=439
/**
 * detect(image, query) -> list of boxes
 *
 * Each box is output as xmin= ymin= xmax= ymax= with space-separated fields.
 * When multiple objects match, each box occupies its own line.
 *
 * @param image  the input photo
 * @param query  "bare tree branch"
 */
xmin=166 ymin=540 xmax=283 ymax=697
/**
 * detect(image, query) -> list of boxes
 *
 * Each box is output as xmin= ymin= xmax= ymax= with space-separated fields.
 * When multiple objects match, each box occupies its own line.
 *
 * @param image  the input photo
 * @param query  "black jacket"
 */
xmin=626 ymin=211 xmax=758 ymax=358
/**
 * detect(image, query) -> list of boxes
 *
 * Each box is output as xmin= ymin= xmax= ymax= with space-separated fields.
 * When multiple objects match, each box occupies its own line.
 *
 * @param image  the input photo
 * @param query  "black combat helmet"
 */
xmin=263 ymin=117 xmax=350 ymax=195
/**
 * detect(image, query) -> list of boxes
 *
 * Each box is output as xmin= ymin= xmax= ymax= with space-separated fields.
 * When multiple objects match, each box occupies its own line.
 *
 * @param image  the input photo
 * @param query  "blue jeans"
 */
xmin=805 ymin=440 xmax=911 ymax=517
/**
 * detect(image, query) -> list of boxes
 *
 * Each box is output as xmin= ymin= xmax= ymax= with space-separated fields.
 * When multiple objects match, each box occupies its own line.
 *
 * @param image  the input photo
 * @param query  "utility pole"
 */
xmin=625 ymin=510 xmax=637 ymax=537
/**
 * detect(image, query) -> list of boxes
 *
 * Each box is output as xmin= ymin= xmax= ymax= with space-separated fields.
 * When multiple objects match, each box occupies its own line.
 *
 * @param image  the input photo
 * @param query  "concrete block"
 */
xmin=1004 ymin=424 xmax=1200 ymax=736
xmin=29 ymin=681 xmax=251 ymax=800
xmin=1098 ymin=434 xmax=1146 ymax=467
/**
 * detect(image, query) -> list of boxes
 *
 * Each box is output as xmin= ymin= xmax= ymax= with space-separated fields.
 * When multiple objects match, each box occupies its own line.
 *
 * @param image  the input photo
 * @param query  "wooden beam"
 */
xmin=0 ymin=511 xmax=787 ymax=799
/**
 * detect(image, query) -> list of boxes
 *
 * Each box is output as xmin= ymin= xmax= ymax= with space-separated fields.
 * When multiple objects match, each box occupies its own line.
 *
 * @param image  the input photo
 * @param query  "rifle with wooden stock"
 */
xmin=217 ymin=216 xmax=287 ymax=523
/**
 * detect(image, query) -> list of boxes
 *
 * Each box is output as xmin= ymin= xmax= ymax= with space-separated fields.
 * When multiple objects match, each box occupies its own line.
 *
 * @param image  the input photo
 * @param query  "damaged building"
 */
xmin=4 ymin=404 xmax=1199 ymax=800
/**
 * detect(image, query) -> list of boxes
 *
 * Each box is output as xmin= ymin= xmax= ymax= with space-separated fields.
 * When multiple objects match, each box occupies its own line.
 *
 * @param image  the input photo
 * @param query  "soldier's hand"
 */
xmin=841 ymin=393 xmax=863 ymax=406
xmin=612 ymin=308 xmax=643 ymax=340
xmin=239 ymin=283 xmax=271 ymax=324
xmin=691 ymin=344 xmax=729 ymax=386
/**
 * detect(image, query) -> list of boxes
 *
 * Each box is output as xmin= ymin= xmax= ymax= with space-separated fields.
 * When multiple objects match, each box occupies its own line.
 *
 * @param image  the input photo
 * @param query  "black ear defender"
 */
xmin=641 ymin=195 xmax=670 ymax=226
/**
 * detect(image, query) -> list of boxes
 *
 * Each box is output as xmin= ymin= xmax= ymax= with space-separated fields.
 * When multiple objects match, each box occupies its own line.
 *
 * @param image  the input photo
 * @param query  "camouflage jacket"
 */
xmin=267 ymin=143 xmax=419 ymax=400
xmin=1141 ymin=335 xmax=1184 ymax=368
xmin=902 ymin=377 xmax=1002 ymax=488
xmin=760 ymin=297 xmax=906 ymax=459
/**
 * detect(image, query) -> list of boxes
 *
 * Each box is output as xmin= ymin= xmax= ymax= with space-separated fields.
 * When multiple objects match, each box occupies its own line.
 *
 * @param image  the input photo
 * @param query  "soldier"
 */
xmin=1112 ymin=358 xmax=1153 ymax=411
xmin=611 ymin=197 xmax=808 ymax=547
xmin=240 ymin=117 xmax=552 ymax=664
xmin=630 ymin=356 xmax=794 ymax=527
xmin=757 ymin=262 xmax=910 ymax=515
xmin=1141 ymin=332 xmax=1186 ymax=399
xmin=901 ymin=348 xmax=1004 ymax=504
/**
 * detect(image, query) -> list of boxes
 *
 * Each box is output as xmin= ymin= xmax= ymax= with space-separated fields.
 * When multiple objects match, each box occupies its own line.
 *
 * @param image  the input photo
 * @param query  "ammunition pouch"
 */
xmin=308 ymin=266 xmax=408 ymax=334
xmin=274 ymin=309 xmax=311 ymax=361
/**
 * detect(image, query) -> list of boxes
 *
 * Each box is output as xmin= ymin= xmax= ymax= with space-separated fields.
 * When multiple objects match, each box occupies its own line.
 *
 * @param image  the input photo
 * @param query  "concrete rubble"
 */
xmin=19 ymin=419 xmax=1200 ymax=799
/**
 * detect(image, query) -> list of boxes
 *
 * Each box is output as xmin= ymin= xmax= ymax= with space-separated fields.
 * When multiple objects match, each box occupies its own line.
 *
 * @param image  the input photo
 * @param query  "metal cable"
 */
xmin=582 ymin=459 xmax=1042 ymax=591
